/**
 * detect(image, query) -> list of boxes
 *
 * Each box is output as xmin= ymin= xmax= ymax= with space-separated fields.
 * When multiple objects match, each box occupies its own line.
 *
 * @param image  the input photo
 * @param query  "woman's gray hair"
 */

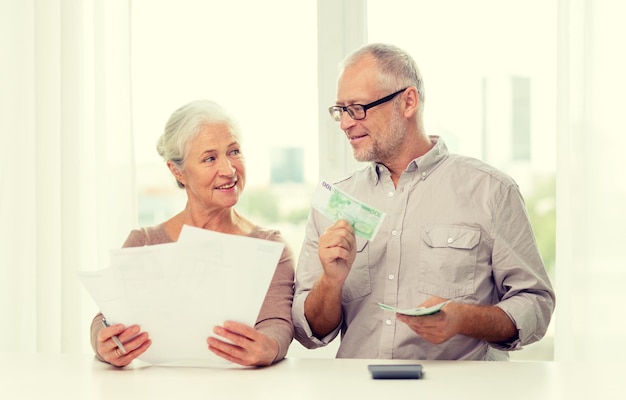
xmin=156 ymin=100 xmax=241 ymax=188
xmin=341 ymin=43 xmax=425 ymax=106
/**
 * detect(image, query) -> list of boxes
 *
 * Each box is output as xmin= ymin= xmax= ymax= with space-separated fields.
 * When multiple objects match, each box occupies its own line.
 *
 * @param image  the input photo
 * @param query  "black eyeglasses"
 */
xmin=328 ymin=87 xmax=408 ymax=122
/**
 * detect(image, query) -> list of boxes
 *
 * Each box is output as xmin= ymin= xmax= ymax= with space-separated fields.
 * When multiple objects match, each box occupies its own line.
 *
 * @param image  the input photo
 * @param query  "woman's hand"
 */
xmin=96 ymin=323 xmax=152 ymax=367
xmin=207 ymin=321 xmax=278 ymax=367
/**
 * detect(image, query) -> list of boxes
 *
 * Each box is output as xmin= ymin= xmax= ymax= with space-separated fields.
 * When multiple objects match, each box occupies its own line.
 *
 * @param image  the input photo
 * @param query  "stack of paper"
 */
xmin=78 ymin=225 xmax=284 ymax=367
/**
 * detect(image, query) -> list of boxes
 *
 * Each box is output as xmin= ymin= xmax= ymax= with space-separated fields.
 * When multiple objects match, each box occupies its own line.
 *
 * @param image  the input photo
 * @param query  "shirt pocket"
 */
xmin=418 ymin=225 xmax=480 ymax=298
xmin=342 ymin=237 xmax=371 ymax=303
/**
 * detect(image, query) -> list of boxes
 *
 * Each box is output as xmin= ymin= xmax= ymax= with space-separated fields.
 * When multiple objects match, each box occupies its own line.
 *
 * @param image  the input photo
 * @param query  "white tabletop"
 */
xmin=1 ymin=352 xmax=622 ymax=400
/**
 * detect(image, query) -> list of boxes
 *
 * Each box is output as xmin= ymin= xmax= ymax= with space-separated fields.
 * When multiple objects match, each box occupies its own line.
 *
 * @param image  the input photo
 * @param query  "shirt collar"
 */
xmin=369 ymin=135 xmax=449 ymax=184
xmin=408 ymin=135 xmax=448 ymax=180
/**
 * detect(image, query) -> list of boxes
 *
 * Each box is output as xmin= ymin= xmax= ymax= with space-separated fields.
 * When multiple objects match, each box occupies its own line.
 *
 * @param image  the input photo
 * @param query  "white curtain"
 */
xmin=0 ymin=0 xmax=135 ymax=354
xmin=555 ymin=0 xmax=626 ymax=361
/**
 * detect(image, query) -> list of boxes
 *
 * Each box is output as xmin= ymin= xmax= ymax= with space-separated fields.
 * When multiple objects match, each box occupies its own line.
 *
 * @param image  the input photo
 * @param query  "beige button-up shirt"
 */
xmin=292 ymin=136 xmax=555 ymax=360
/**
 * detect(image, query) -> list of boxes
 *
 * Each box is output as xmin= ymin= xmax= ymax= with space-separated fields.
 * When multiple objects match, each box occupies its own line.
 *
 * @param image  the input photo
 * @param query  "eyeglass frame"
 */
xmin=328 ymin=87 xmax=408 ymax=122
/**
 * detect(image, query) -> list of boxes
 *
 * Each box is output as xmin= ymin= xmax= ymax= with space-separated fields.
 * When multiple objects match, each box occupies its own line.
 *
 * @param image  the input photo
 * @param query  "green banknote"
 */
xmin=378 ymin=300 xmax=451 ymax=316
xmin=311 ymin=180 xmax=385 ymax=240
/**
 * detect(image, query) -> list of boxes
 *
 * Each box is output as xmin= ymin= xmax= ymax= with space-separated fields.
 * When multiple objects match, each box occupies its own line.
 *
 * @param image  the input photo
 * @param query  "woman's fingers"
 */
xmin=97 ymin=324 xmax=151 ymax=367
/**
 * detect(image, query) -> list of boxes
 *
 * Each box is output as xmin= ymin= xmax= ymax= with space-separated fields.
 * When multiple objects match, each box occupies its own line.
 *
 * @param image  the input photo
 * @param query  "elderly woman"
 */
xmin=90 ymin=100 xmax=295 ymax=367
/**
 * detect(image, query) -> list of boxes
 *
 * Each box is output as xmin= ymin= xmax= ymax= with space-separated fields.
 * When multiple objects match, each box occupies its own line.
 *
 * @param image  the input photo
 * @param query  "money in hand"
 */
xmin=311 ymin=180 xmax=385 ymax=240
xmin=378 ymin=300 xmax=451 ymax=316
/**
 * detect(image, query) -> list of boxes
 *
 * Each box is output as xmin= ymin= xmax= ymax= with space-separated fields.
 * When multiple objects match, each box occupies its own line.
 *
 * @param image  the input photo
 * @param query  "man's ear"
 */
xmin=402 ymin=86 xmax=419 ymax=118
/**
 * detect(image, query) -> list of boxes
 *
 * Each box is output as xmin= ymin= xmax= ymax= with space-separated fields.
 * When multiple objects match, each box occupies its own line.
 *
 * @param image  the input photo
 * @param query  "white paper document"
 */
xmin=78 ymin=225 xmax=284 ymax=367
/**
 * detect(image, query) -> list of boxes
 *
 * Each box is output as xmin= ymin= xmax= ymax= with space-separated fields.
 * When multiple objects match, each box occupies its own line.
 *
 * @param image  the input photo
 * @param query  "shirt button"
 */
xmin=388 ymin=274 xmax=395 ymax=280
xmin=391 ymin=230 xmax=398 ymax=236
xmin=388 ymin=191 xmax=394 ymax=197
xmin=447 ymin=237 xmax=453 ymax=244
xmin=385 ymin=319 xmax=392 ymax=325
xmin=421 ymin=172 xmax=427 ymax=178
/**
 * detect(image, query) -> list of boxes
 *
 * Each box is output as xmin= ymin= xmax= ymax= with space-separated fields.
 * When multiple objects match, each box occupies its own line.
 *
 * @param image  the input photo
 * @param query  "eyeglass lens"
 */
xmin=328 ymin=87 xmax=407 ymax=122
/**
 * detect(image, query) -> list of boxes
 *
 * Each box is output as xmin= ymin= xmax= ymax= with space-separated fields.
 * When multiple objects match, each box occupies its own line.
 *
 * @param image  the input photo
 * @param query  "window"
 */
xmin=131 ymin=0 xmax=318 ymax=258
xmin=368 ymin=0 xmax=557 ymax=360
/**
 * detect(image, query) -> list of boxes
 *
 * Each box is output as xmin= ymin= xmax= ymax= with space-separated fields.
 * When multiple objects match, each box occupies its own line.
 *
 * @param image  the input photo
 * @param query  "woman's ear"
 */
xmin=167 ymin=160 xmax=185 ymax=186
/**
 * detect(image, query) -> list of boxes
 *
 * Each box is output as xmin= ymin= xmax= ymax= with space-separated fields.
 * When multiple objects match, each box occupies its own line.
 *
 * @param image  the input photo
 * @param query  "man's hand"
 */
xmin=396 ymin=297 xmax=518 ymax=345
xmin=303 ymin=219 xmax=357 ymax=339
xmin=318 ymin=219 xmax=357 ymax=286
xmin=395 ymin=297 xmax=460 ymax=344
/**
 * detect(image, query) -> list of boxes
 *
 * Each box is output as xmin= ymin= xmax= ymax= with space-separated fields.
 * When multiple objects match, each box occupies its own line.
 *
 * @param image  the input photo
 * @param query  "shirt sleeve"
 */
xmin=489 ymin=183 xmax=556 ymax=350
xmin=90 ymin=312 xmax=107 ymax=362
xmin=253 ymin=230 xmax=296 ymax=363
xmin=292 ymin=210 xmax=342 ymax=349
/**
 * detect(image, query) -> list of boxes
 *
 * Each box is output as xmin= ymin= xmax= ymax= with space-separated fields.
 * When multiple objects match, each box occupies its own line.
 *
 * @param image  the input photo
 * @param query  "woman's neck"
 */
xmin=164 ymin=204 xmax=255 ymax=240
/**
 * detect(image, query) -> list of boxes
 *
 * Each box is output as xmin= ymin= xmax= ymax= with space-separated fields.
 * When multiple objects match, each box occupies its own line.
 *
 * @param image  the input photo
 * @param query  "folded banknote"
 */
xmin=311 ymin=180 xmax=385 ymax=240
xmin=378 ymin=300 xmax=451 ymax=316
